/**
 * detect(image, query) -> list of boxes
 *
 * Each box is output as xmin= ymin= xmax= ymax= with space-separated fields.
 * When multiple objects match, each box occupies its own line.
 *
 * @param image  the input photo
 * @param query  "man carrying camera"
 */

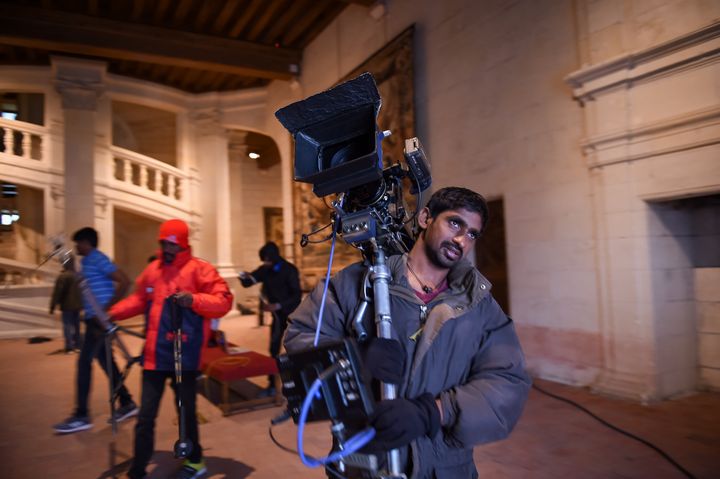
xmin=284 ymin=187 xmax=531 ymax=478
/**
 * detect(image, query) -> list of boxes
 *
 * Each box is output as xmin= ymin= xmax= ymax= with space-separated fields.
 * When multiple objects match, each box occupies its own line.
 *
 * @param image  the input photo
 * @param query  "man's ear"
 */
xmin=417 ymin=207 xmax=431 ymax=229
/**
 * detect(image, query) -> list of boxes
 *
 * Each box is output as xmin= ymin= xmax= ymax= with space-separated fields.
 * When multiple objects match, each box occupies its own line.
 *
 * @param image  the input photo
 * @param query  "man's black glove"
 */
xmin=358 ymin=338 xmax=405 ymax=384
xmin=369 ymin=393 xmax=441 ymax=450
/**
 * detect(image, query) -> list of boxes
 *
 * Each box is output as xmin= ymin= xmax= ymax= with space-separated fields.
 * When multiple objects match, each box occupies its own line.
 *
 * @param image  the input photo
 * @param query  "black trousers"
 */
xmin=268 ymin=311 xmax=288 ymax=385
xmin=128 ymin=370 xmax=201 ymax=478
xmin=76 ymin=318 xmax=133 ymax=417
xmin=269 ymin=310 xmax=289 ymax=359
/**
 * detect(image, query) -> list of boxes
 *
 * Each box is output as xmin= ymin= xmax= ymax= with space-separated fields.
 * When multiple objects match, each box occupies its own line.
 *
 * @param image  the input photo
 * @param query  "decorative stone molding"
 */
xmin=52 ymin=56 xmax=107 ymax=111
xmin=190 ymin=108 xmax=228 ymax=137
xmin=54 ymin=77 xmax=105 ymax=110
xmin=94 ymin=194 xmax=108 ymax=214
xmin=49 ymin=185 xmax=64 ymax=201
xmin=566 ymin=21 xmax=720 ymax=103
xmin=581 ymin=106 xmax=720 ymax=169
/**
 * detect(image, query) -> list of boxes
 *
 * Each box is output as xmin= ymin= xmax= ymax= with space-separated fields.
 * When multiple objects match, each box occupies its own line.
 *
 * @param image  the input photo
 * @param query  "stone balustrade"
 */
xmin=0 ymin=257 xmax=56 ymax=286
xmin=111 ymin=145 xmax=185 ymax=205
xmin=0 ymin=118 xmax=44 ymax=161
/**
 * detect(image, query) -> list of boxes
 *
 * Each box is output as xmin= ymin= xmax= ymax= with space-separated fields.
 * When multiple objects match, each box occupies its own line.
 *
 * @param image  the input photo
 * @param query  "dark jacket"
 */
xmin=285 ymin=254 xmax=531 ymax=479
xmin=50 ymin=270 xmax=83 ymax=313
xmin=109 ymin=248 xmax=233 ymax=371
xmin=241 ymin=260 xmax=302 ymax=316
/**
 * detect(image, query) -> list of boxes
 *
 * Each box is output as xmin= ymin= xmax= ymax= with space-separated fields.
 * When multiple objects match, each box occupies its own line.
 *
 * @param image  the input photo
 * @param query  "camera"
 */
xmin=275 ymin=72 xmax=431 ymax=255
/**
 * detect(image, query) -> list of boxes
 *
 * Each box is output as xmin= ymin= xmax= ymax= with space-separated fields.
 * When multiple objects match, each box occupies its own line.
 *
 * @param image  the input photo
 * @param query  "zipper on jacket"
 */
xmin=409 ymin=304 xmax=428 ymax=342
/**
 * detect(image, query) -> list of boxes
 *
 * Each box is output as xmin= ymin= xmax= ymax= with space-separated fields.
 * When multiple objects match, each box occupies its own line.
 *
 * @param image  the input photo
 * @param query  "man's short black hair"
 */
xmin=72 ymin=227 xmax=98 ymax=248
xmin=426 ymin=187 xmax=489 ymax=233
xmin=259 ymin=241 xmax=281 ymax=262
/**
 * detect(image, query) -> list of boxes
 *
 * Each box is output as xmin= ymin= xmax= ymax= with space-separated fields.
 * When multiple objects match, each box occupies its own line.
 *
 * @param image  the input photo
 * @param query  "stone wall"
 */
xmin=263 ymin=0 xmax=720 ymax=399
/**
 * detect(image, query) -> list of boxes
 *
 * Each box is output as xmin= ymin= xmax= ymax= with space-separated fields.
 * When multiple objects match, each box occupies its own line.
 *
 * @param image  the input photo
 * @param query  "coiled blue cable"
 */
xmin=298 ymin=228 xmax=376 ymax=468
xmin=297 ymin=377 xmax=376 ymax=467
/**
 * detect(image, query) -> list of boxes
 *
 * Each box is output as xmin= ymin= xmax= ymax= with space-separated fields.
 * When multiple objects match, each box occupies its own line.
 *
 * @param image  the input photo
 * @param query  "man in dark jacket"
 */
xmin=49 ymin=255 xmax=83 ymax=352
xmin=239 ymin=241 xmax=302 ymax=394
xmin=284 ymin=187 xmax=531 ymax=478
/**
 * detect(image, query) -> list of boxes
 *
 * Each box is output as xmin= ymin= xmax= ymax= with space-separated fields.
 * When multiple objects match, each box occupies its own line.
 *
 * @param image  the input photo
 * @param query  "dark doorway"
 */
xmin=475 ymin=198 xmax=510 ymax=313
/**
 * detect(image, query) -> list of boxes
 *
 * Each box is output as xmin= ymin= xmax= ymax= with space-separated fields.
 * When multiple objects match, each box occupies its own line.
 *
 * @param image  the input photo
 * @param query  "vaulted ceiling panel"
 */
xmin=0 ymin=0 xmax=375 ymax=93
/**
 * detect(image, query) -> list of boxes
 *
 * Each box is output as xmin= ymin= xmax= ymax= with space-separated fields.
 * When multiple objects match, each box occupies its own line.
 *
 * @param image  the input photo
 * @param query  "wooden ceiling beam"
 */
xmin=0 ymin=5 xmax=301 ymax=80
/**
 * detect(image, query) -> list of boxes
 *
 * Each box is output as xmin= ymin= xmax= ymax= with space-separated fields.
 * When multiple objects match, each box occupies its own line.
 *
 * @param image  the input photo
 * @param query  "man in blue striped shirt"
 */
xmin=53 ymin=227 xmax=138 ymax=434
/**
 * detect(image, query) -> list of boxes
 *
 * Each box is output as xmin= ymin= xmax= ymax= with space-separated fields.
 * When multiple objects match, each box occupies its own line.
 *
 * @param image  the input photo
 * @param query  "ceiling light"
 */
xmin=248 ymin=152 xmax=260 ymax=159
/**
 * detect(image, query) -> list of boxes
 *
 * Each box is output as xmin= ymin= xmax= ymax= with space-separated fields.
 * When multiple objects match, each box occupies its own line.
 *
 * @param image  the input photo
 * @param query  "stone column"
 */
xmin=191 ymin=109 xmax=234 ymax=279
xmin=52 ymin=57 xmax=106 ymax=237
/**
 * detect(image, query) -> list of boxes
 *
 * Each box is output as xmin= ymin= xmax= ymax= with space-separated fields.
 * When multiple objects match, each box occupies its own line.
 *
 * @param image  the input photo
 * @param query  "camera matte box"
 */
xmin=275 ymin=73 xmax=384 ymax=197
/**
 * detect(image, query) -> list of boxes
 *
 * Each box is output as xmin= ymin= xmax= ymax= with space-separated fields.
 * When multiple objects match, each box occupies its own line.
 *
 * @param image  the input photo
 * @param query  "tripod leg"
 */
xmin=105 ymin=333 xmax=118 ymax=435
xmin=171 ymin=297 xmax=192 ymax=459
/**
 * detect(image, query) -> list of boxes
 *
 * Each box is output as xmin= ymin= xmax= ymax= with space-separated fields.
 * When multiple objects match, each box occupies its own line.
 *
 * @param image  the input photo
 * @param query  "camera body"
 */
xmin=278 ymin=338 xmax=375 ymax=424
xmin=275 ymin=72 xmax=432 ymax=255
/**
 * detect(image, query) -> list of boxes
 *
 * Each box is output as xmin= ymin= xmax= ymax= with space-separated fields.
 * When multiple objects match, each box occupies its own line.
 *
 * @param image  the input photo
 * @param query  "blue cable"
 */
xmin=297 ymin=377 xmax=376 ymax=468
xmin=299 ymin=233 xmax=376 ymax=467
xmin=313 ymin=229 xmax=337 ymax=347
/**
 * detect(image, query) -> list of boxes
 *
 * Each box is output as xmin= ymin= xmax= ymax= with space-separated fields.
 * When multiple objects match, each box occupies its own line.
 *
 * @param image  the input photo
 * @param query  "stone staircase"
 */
xmin=0 ymin=257 xmax=60 ymax=338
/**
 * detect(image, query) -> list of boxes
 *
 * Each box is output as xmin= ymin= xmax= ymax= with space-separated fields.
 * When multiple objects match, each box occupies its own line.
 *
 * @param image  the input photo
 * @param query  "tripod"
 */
xmin=76 ymin=276 xmax=139 ymax=435
xmin=340 ymin=241 xmax=406 ymax=479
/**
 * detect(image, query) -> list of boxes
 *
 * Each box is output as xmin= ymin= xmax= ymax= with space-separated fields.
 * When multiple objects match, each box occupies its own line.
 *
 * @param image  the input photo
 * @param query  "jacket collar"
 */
xmin=387 ymin=253 xmax=492 ymax=308
xmin=157 ymin=247 xmax=193 ymax=270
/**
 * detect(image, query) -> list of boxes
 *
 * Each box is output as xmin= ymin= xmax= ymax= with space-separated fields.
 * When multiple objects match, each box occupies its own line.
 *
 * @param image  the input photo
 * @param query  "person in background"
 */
xmin=110 ymin=219 xmax=233 ymax=479
xmin=53 ymin=227 xmax=136 ymax=434
xmin=239 ymin=241 xmax=301 ymax=395
xmin=49 ymin=254 xmax=82 ymax=353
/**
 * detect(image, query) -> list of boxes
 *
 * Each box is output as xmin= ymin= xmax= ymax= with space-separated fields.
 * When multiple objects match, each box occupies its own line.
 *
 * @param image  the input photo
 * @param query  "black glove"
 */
xmin=359 ymin=338 xmax=405 ymax=384
xmin=369 ymin=393 xmax=441 ymax=450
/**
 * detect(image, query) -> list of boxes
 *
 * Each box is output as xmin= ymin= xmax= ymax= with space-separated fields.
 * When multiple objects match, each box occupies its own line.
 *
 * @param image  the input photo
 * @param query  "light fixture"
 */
xmin=1 ymin=210 xmax=19 ymax=226
xmin=248 ymin=152 xmax=260 ymax=159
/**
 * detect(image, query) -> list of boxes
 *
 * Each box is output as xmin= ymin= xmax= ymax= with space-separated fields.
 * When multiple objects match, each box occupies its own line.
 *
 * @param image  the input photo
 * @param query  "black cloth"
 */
xmin=128 ymin=370 xmax=201 ymax=478
xmin=75 ymin=318 xmax=132 ymax=417
xmin=359 ymin=338 xmax=405 ymax=384
xmin=240 ymin=260 xmax=301 ymax=316
xmin=369 ymin=393 xmax=441 ymax=451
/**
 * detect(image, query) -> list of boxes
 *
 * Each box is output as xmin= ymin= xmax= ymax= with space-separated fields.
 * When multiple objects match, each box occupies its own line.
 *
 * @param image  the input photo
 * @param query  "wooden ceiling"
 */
xmin=0 ymin=0 xmax=375 ymax=93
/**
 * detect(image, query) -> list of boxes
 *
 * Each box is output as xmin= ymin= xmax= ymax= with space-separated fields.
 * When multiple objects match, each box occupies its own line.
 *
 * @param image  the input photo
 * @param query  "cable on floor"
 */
xmin=532 ymin=383 xmax=696 ymax=479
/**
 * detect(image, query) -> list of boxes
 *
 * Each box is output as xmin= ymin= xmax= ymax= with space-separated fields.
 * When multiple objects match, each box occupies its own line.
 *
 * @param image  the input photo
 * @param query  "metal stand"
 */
xmin=342 ymin=241 xmax=406 ymax=479
xmin=77 ymin=276 xmax=138 ymax=435
xmin=369 ymin=244 xmax=405 ymax=479
xmin=171 ymin=296 xmax=193 ymax=459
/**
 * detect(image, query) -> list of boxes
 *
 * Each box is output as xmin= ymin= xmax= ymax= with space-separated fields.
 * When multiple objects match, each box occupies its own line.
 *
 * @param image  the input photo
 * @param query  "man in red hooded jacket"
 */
xmin=110 ymin=219 xmax=233 ymax=479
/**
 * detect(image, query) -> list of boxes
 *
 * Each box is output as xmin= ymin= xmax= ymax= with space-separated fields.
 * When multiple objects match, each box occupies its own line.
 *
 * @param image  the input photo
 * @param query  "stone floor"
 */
xmin=0 ymin=314 xmax=718 ymax=479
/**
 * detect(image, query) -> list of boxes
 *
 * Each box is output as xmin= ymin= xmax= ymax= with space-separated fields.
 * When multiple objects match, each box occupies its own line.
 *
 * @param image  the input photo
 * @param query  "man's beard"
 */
xmin=162 ymin=252 xmax=176 ymax=264
xmin=423 ymin=239 xmax=462 ymax=269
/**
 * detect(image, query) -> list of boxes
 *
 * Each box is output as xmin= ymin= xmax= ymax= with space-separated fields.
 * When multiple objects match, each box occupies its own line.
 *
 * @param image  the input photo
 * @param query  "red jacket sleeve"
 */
xmin=190 ymin=261 xmax=233 ymax=318
xmin=109 ymin=267 xmax=150 ymax=321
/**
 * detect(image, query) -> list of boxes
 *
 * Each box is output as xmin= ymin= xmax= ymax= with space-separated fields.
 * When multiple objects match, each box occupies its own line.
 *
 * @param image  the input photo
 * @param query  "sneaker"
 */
xmin=108 ymin=401 xmax=139 ymax=424
xmin=53 ymin=415 xmax=93 ymax=434
xmin=175 ymin=460 xmax=206 ymax=479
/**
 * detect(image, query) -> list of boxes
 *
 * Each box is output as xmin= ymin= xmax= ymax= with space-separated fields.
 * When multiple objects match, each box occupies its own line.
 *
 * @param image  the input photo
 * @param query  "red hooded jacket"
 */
xmin=109 ymin=248 xmax=233 ymax=371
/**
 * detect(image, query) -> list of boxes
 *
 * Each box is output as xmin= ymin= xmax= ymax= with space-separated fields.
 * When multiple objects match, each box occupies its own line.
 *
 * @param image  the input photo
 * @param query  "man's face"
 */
xmin=419 ymin=208 xmax=483 ymax=269
xmin=74 ymin=240 xmax=91 ymax=256
xmin=160 ymin=240 xmax=182 ymax=264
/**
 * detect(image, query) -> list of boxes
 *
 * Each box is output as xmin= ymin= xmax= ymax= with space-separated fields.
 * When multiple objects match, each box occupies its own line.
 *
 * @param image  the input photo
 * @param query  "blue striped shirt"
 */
xmin=80 ymin=248 xmax=117 ymax=318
